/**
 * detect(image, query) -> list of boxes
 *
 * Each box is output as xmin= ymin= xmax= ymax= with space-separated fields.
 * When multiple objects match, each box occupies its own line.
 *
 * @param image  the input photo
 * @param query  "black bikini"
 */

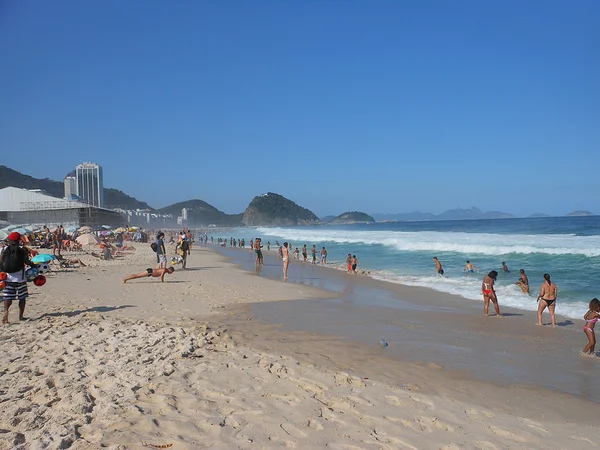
xmin=541 ymin=298 xmax=555 ymax=306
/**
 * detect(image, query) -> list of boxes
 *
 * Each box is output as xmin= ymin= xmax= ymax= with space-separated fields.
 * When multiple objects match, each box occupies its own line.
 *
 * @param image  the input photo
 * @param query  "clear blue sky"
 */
xmin=1 ymin=0 xmax=598 ymax=216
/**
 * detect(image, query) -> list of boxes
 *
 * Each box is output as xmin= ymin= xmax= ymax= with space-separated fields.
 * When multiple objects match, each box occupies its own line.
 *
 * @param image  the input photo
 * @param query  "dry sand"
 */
xmin=1 ymin=243 xmax=598 ymax=449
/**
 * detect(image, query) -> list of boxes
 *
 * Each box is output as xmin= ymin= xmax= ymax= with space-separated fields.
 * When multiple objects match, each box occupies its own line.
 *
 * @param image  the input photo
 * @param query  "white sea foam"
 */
xmin=258 ymin=227 xmax=600 ymax=257
xmin=369 ymin=270 xmax=588 ymax=320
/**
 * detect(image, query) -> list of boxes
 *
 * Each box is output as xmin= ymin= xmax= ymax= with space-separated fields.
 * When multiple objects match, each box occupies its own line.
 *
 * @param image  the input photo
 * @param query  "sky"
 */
xmin=0 ymin=0 xmax=598 ymax=217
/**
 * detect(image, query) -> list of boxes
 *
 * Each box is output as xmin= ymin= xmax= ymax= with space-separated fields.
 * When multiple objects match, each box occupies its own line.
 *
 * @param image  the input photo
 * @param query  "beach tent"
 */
xmin=76 ymin=234 xmax=100 ymax=247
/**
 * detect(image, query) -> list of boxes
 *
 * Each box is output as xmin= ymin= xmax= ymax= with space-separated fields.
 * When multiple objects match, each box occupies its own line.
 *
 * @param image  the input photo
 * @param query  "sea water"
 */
xmin=230 ymin=216 xmax=600 ymax=320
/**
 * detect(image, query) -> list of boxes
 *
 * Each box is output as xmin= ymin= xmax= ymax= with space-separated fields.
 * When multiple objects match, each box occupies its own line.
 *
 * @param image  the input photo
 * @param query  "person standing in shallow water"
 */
xmin=282 ymin=242 xmax=290 ymax=281
xmin=433 ymin=257 xmax=444 ymax=276
xmin=482 ymin=270 xmax=501 ymax=317
xmin=537 ymin=273 xmax=558 ymax=327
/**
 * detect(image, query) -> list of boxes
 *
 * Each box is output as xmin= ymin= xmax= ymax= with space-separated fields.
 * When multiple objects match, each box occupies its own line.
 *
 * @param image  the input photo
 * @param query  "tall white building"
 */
xmin=63 ymin=174 xmax=77 ymax=199
xmin=76 ymin=162 xmax=104 ymax=207
xmin=182 ymin=208 xmax=188 ymax=221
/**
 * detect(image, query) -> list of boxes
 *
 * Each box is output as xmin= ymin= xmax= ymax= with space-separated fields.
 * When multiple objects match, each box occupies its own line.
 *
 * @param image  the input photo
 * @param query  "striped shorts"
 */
xmin=3 ymin=282 xmax=28 ymax=302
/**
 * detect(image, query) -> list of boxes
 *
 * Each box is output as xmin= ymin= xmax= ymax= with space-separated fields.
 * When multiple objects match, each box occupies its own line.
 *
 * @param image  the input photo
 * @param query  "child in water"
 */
xmin=582 ymin=298 xmax=600 ymax=356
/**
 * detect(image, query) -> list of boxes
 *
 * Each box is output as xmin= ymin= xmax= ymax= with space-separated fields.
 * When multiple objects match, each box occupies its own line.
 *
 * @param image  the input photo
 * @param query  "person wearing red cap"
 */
xmin=1 ymin=232 xmax=38 ymax=324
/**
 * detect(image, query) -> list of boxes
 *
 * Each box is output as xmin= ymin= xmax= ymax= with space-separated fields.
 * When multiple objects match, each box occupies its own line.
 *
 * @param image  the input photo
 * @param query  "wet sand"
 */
xmin=217 ymin=245 xmax=600 ymax=403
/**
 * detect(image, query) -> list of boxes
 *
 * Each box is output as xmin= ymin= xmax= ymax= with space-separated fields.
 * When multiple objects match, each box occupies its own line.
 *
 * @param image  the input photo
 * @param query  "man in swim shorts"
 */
xmin=482 ymin=270 xmax=501 ymax=317
xmin=463 ymin=260 xmax=478 ymax=273
xmin=123 ymin=266 xmax=174 ymax=283
xmin=433 ymin=257 xmax=444 ymax=276
xmin=346 ymin=254 xmax=352 ymax=273
xmin=321 ymin=247 xmax=327 ymax=264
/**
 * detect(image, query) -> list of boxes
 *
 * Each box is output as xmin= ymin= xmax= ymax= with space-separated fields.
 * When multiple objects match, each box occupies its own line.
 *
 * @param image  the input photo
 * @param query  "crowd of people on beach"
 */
xmin=3 ymin=226 xmax=599 ymax=356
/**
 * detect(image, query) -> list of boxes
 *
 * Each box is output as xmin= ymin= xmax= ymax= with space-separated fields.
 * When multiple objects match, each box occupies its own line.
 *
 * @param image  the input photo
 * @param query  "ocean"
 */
xmin=225 ymin=216 xmax=600 ymax=321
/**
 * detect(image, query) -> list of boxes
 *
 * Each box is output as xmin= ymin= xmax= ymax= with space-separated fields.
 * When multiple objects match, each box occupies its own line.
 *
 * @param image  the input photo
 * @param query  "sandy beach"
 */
xmin=1 ymin=243 xmax=599 ymax=449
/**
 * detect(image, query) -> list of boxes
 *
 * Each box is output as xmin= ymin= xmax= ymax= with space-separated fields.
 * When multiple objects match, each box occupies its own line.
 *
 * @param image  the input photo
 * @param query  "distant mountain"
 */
xmin=320 ymin=215 xmax=336 ymax=224
xmin=528 ymin=213 xmax=551 ymax=218
xmin=158 ymin=199 xmax=243 ymax=226
xmin=372 ymin=207 xmax=513 ymax=222
xmin=0 ymin=165 xmax=153 ymax=210
xmin=566 ymin=210 xmax=595 ymax=217
xmin=329 ymin=211 xmax=375 ymax=225
xmin=372 ymin=212 xmax=436 ymax=222
xmin=242 ymin=193 xmax=320 ymax=226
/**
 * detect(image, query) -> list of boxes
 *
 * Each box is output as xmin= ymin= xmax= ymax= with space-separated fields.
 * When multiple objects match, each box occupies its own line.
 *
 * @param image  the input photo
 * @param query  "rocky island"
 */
xmin=328 ymin=211 xmax=376 ymax=225
xmin=242 ymin=193 xmax=320 ymax=226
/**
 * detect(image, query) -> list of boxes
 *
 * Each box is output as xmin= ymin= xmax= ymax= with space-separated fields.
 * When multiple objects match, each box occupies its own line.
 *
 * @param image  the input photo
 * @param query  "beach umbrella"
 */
xmin=32 ymin=254 xmax=55 ymax=264
xmin=101 ymin=225 xmax=112 ymax=229
xmin=76 ymin=234 xmax=100 ymax=247
xmin=66 ymin=225 xmax=78 ymax=233
xmin=2 ymin=225 xmax=17 ymax=232
xmin=115 ymin=227 xmax=127 ymax=232
xmin=0 ymin=230 xmax=7 ymax=240
xmin=78 ymin=226 xmax=93 ymax=234
xmin=12 ymin=227 xmax=32 ymax=235
xmin=100 ymin=230 xmax=112 ymax=236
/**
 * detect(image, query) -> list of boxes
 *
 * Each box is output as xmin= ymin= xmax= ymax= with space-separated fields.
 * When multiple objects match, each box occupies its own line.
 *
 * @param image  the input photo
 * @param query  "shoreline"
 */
xmin=1 ymin=243 xmax=599 ymax=449
xmin=214 ymin=244 xmax=600 ymax=402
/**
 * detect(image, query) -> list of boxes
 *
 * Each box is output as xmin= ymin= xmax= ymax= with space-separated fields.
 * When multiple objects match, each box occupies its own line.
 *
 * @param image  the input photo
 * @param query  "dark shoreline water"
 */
xmin=214 ymin=245 xmax=600 ymax=403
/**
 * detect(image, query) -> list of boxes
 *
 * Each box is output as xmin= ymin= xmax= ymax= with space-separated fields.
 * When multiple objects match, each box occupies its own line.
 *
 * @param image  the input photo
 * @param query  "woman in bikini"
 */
xmin=282 ymin=242 xmax=290 ymax=281
xmin=482 ymin=271 xmax=501 ymax=317
xmin=536 ymin=273 xmax=558 ymax=327
xmin=582 ymin=298 xmax=600 ymax=356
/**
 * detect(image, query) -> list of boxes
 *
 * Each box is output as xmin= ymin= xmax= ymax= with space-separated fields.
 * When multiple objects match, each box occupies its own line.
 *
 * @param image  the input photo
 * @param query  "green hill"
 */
xmin=0 ymin=165 xmax=153 ymax=210
xmin=158 ymin=199 xmax=243 ymax=227
xmin=242 ymin=193 xmax=320 ymax=226
xmin=329 ymin=211 xmax=375 ymax=224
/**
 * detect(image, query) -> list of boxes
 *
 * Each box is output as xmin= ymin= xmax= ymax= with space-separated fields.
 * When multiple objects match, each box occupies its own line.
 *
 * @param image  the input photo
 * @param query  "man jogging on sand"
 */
xmin=123 ymin=267 xmax=174 ymax=283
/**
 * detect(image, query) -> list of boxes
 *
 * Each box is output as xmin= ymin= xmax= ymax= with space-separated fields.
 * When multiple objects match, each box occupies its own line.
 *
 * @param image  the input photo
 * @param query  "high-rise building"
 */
xmin=63 ymin=171 xmax=78 ymax=199
xmin=75 ymin=163 xmax=104 ymax=207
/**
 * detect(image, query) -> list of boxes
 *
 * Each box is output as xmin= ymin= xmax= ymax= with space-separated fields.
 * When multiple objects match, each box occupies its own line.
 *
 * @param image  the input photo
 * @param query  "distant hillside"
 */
xmin=329 ymin=211 xmax=375 ymax=225
xmin=158 ymin=199 xmax=243 ymax=226
xmin=372 ymin=207 xmax=513 ymax=222
xmin=529 ymin=213 xmax=551 ymax=218
xmin=242 ymin=193 xmax=320 ymax=226
xmin=320 ymin=215 xmax=336 ymax=224
xmin=566 ymin=210 xmax=594 ymax=217
xmin=0 ymin=165 xmax=153 ymax=210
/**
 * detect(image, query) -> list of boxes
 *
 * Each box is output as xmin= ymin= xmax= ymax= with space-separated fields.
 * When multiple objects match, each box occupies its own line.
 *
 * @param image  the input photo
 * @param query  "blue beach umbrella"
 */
xmin=66 ymin=225 xmax=78 ymax=233
xmin=2 ymin=225 xmax=17 ymax=232
xmin=32 ymin=254 xmax=55 ymax=264
xmin=12 ymin=227 xmax=32 ymax=235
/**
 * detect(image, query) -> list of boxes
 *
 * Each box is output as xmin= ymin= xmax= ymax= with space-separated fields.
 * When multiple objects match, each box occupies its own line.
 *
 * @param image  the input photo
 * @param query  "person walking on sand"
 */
xmin=433 ymin=257 xmax=444 ymax=276
xmin=282 ymin=242 xmax=290 ymax=281
xmin=352 ymin=255 xmax=358 ymax=274
xmin=1 ymin=232 xmax=39 ymax=324
xmin=346 ymin=254 xmax=352 ymax=273
xmin=311 ymin=245 xmax=317 ymax=265
xmin=156 ymin=232 xmax=167 ymax=268
xmin=463 ymin=260 xmax=478 ymax=273
xmin=515 ymin=269 xmax=529 ymax=294
xmin=321 ymin=247 xmax=327 ymax=265
xmin=123 ymin=266 xmax=174 ymax=283
xmin=482 ymin=270 xmax=501 ymax=317
xmin=582 ymin=298 xmax=600 ymax=356
xmin=302 ymin=245 xmax=307 ymax=263
xmin=294 ymin=248 xmax=300 ymax=260
xmin=536 ymin=273 xmax=558 ymax=327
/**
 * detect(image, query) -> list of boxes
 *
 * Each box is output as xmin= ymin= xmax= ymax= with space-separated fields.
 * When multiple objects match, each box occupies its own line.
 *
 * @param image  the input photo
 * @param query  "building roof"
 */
xmin=0 ymin=187 xmax=87 ymax=212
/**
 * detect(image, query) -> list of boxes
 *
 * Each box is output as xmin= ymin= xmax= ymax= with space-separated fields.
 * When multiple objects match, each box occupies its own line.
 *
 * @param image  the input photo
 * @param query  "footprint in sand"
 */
xmin=522 ymin=418 xmax=550 ymax=436
xmin=488 ymin=425 xmax=530 ymax=443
